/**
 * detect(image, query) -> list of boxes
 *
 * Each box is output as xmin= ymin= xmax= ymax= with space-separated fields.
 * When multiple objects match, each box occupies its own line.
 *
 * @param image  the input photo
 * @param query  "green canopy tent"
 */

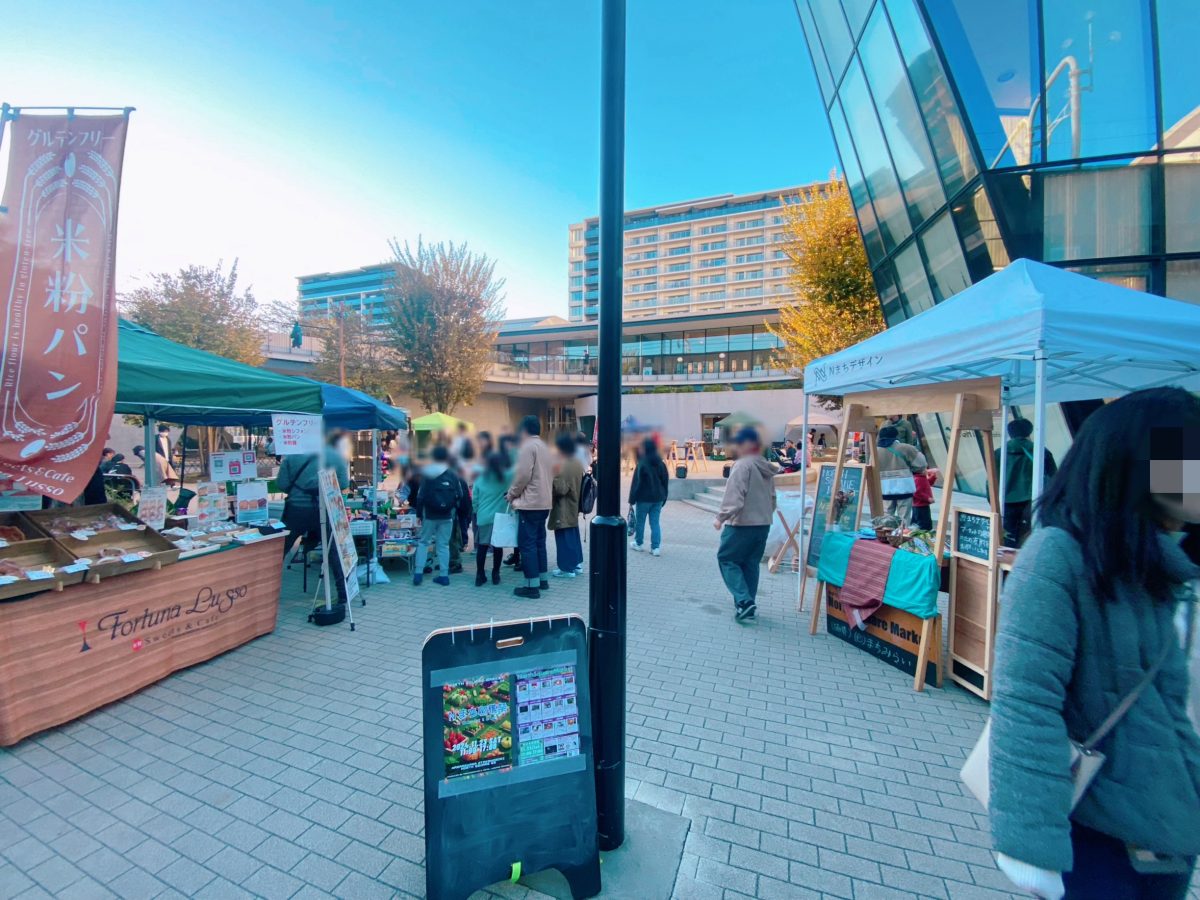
xmin=411 ymin=411 xmax=470 ymax=432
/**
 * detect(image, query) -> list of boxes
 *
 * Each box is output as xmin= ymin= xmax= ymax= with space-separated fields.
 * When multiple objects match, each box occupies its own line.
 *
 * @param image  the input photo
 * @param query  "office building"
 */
xmin=297 ymin=263 xmax=394 ymax=327
xmin=795 ymin=0 xmax=1200 ymax=489
xmin=567 ymin=184 xmax=828 ymax=323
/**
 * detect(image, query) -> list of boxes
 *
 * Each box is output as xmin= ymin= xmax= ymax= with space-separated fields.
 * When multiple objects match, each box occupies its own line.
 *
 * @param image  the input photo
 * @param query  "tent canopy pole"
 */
xmin=1031 ymin=350 xmax=1048 ymax=504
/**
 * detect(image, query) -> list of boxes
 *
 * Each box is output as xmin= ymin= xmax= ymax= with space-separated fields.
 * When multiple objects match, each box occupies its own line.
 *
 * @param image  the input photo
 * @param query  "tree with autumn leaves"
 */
xmin=768 ymin=177 xmax=883 ymax=374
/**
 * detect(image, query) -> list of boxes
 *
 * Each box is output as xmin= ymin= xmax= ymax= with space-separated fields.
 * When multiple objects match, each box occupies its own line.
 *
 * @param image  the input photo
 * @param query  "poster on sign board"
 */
xmin=236 ymin=481 xmax=269 ymax=525
xmin=139 ymin=486 xmax=168 ymax=530
xmin=0 ymin=479 xmax=44 ymax=511
xmin=318 ymin=468 xmax=359 ymax=601
xmin=195 ymin=482 xmax=229 ymax=527
xmin=210 ymin=451 xmax=256 ymax=483
xmin=272 ymin=414 xmax=322 ymax=456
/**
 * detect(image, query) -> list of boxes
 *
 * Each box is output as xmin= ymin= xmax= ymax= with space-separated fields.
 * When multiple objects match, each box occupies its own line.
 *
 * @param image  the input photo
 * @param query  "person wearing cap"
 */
xmin=713 ymin=427 xmax=777 ymax=622
xmin=876 ymin=424 xmax=927 ymax=527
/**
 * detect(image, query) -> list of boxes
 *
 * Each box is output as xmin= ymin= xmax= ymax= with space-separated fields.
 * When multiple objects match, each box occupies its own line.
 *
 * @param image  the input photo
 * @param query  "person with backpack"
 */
xmin=412 ymin=445 xmax=462 ymax=586
xmin=876 ymin=424 xmax=927 ymax=527
xmin=549 ymin=433 xmax=585 ymax=578
xmin=277 ymin=431 xmax=351 ymax=603
xmin=994 ymin=417 xmax=1058 ymax=548
xmin=506 ymin=415 xmax=553 ymax=598
xmin=629 ymin=437 xmax=669 ymax=556
xmin=471 ymin=451 xmax=512 ymax=586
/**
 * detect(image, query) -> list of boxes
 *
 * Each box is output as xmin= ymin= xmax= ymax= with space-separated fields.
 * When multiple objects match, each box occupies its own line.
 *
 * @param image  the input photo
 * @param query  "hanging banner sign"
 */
xmin=0 ymin=111 xmax=130 ymax=503
xmin=271 ymin=414 xmax=322 ymax=456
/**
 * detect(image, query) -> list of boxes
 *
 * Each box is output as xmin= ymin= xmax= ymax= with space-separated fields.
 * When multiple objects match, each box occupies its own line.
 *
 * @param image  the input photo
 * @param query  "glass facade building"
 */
xmin=796 ymin=0 xmax=1200 ymax=320
xmin=797 ymin=0 xmax=1200 ymax=494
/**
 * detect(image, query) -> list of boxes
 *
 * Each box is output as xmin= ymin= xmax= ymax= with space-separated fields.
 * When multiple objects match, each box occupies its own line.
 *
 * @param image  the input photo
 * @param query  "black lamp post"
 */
xmin=588 ymin=0 xmax=627 ymax=853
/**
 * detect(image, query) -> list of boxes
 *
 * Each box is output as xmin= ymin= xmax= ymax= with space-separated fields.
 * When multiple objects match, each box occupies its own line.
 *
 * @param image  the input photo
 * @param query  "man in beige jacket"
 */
xmin=507 ymin=415 xmax=554 ymax=598
xmin=714 ymin=427 xmax=777 ymax=621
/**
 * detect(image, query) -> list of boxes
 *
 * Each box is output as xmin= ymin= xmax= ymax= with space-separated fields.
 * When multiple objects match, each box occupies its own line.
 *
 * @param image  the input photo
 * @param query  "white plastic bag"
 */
xmin=491 ymin=508 xmax=518 ymax=549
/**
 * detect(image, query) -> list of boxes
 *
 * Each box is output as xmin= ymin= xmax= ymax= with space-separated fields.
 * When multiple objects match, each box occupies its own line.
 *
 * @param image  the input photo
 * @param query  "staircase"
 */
xmin=681 ymin=483 xmax=725 ymax=515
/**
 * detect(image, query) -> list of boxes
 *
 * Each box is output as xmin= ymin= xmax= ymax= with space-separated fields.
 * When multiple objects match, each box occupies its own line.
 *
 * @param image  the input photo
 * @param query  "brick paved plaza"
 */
xmin=2 ymin=499 xmax=1193 ymax=899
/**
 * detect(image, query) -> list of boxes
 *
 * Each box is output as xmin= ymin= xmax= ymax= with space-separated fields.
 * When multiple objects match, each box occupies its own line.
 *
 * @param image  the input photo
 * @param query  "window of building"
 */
xmin=570 ymin=290 xmax=583 ymax=302
xmin=894 ymin=242 xmax=935 ymax=315
xmin=772 ymin=215 xmax=785 ymax=225
xmin=698 ymin=274 xmax=727 ymax=285
xmin=920 ymin=213 xmax=972 ymax=302
xmin=666 ymin=278 xmax=691 ymax=288
xmin=667 ymin=262 xmax=691 ymax=273
xmin=734 ymin=252 xmax=765 ymax=264
xmin=1166 ymin=260 xmax=1200 ymax=304
xmin=1064 ymin=261 xmax=1149 ymax=292
xmin=700 ymin=240 xmax=727 ymax=251
xmin=1158 ymin=0 xmax=1200 ymax=149
xmin=733 ymin=286 xmax=765 ymax=298
xmin=734 ymin=269 xmax=763 ymax=281
xmin=840 ymin=58 xmax=913 ymax=250
xmin=667 ymin=229 xmax=691 ymax=239
xmin=699 ymin=290 xmax=727 ymax=301
xmin=734 ymin=235 xmax=766 ymax=247
xmin=1165 ymin=159 xmax=1200 ymax=253
xmin=771 ymin=267 xmax=786 ymax=278
xmin=667 ymin=246 xmax=689 ymax=257
xmin=1042 ymin=164 xmax=1152 ymax=261
xmin=700 ymin=224 xmax=727 ymax=235
xmin=806 ymin=0 xmax=854 ymax=82
xmin=798 ymin=0 xmax=836 ymax=103
xmin=571 ymin=260 xmax=584 ymax=272
xmin=570 ymin=228 xmax=583 ymax=242
xmin=860 ymin=6 xmax=946 ymax=227
xmin=699 ymin=257 xmax=726 ymax=268
xmin=1042 ymin=0 xmax=1155 ymax=160
xmin=924 ymin=0 xmax=1039 ymax=168
xmin=884 ymin=0 xmax=977 ymax=198
xmin=773 ymin=249 xmax=787 ymax=260
xmin=735 ymin=218 xmax=765 ymax=229
xmin=829 ymin=98 xmax=887 ymax=265
xmin=667 ymin=294 xmax=689 ymax=305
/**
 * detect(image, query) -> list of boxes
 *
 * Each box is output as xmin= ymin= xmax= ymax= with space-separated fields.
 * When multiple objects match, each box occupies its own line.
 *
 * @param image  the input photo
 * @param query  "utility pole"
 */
xmin=588 ymin=0 xmax=627 ymax=853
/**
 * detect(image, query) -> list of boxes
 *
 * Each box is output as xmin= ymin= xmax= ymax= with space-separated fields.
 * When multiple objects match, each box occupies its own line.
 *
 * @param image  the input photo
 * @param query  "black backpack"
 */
xmin=423 ymin=471 xmax=460 ymax=518
xmin=579 ymin=471 xmax=597 ymax=515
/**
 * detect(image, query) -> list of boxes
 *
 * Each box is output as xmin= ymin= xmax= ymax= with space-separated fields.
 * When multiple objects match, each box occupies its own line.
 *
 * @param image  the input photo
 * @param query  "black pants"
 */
xmin=517 ymin=509 xmax=549 ymax=581
xmin=282 ymin=503 xmax=347 ymax=601
xmin=1003 ymin=500 xmax=1031 ymax=548
xmin=1064 ymin=822 xmax=1194 ymax=900
xmin=911 ymin=505 xmax=933 ymax=531
xmin=476 ymin=544 xmax=503 ymax=576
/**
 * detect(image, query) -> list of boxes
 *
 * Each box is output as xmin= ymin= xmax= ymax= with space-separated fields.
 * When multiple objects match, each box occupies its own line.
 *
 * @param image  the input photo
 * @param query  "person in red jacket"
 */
xmin=911 ymin=468 xmax=937 ymax=530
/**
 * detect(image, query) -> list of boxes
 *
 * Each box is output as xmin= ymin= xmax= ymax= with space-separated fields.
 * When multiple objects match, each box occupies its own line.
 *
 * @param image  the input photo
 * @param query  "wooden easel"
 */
xmin=797 ymin=402 xmax=879 ymax=611
xmin=767 ymin=508 xmax=802 ymax=573
xmin=948 ymin=507 xmax=1001 ymax=699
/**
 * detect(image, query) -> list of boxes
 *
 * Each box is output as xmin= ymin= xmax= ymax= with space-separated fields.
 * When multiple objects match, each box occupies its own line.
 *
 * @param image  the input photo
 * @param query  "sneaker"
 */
xmin=434 ymin=576 xmax=450 ymax=587
xmin=448 ymin=563 xmax=463 ymax=574
xmin=539 ymin=580 xmax=550 ymax=590
xmin=475 ymin=573 xmax=487 ymax=587
xmin=503 ymin=552 xmax=518 ymax=565
xmin=550 ymin=569 xmax=576 ymax=578
xmin=574 ymin=563 xmax=583 ymax=573
xmin=513 ymin=586 xmax=541 ymax=599
xmin=412 ymin=574 xmax=423 ymax=586
xmin=423 ymin=565 xmax=433 ymax=574
xmin=630 ymin=542 xmax=644 ymax=552
xmin=491 ymin=572 xmax=501 ymax=585
xmin=651 ymin=548 xmax=661 ymax=557
xmin=735 ymin=602 xmax=757 ymax=622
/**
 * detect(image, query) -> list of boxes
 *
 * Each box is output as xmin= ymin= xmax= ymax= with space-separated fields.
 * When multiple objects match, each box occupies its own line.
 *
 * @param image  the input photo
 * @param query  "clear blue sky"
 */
xmin=1 ymin=0 xmax=835 ymax=318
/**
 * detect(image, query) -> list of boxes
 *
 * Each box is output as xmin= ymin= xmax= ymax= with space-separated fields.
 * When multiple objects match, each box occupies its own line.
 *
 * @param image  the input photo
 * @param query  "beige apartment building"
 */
xmin=567 ymin=184 xmax=824 ymax=323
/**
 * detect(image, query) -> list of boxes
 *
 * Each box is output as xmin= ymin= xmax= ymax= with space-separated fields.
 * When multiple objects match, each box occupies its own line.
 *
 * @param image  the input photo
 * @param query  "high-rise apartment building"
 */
xmin=567 ymin=185 xmax=827 ymax=323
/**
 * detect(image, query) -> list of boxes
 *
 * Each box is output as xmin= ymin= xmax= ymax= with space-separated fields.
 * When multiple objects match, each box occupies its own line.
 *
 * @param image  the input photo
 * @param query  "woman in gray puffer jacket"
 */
xmin=989 ymin=387 xmax=1200 ymax=900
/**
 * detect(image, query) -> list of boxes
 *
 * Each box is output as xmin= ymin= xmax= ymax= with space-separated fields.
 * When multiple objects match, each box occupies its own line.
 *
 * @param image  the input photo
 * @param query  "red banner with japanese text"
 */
xmin=0 ymin=112 xmax=129 ymax=502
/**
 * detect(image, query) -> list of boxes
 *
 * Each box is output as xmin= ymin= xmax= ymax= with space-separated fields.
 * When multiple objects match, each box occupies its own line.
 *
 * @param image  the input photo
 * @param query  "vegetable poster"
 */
xmin=442 ymin=674 xmax=513 ymax=780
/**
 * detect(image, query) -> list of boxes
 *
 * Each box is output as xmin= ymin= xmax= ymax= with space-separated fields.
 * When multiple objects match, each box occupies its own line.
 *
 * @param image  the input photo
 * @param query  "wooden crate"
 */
xmin=0 ymin=512 xmax=43 ymax=545
xmin=25 ymin=503 xmax=181 ymax=581
xmin=0 ymin=540 xmax=87 ymax=602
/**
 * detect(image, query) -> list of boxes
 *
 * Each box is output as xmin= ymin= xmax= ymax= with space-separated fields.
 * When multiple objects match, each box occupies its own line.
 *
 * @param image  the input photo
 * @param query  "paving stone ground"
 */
xmin=1 ymin=498 xmax=1195 ymax=899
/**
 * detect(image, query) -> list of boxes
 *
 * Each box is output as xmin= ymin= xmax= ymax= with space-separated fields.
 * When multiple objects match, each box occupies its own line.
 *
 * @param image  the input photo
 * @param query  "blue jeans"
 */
xmin=554 ymin=527 xmax=583 ymax=571
xmin=415 ymin=517 xmax=452 ymax=576
xmin=517 ymin=509 xmax=549 ymax=581
xmin=717 ymin=524 xmax=769 ymax=608
xmin=634 ymin=501 xmax=664 ymax=549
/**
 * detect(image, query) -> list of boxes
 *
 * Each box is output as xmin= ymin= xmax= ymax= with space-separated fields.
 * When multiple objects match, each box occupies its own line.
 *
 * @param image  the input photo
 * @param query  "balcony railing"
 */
xmin=487 ymin=353 xmax=793 ymax=385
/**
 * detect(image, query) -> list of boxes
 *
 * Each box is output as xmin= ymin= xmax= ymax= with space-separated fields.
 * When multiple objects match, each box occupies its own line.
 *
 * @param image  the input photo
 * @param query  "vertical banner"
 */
xmin=318 ymin=468 xmax=360 ymax=601
xmin=0 ymin=111 xmax=130 ymax=502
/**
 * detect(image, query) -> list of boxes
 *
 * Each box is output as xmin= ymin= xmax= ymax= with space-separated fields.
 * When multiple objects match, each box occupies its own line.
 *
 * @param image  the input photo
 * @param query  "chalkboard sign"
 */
xmin=422 ymin=616 xmax=601 ymax=900
xmin=953 ymin=509 xmax=994 ymax=563
xmin=805 ymin=464 xmax=866 ymax=569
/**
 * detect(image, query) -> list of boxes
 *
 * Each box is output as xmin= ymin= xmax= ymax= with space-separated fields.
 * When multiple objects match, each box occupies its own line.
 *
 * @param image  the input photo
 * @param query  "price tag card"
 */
xmin=121 ymin=554 xmax=146 ymax=563
xmin=61 ymin=562 xmax=91 ymax=574
xmin=25 ymin=570 xmax=54 ymax=581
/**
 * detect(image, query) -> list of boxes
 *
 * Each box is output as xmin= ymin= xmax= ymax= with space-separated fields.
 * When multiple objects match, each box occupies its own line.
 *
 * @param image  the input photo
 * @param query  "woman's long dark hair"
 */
xmin=485 ymin=451 xmax=508 ymax=481
xmin=1037 ymin=386 xmax=1200 ymax=604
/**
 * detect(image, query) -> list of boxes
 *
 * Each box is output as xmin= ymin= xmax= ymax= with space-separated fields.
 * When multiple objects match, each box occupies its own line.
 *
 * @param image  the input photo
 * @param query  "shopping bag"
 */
xmin=491 ymin=507 xmax=519 ymax=549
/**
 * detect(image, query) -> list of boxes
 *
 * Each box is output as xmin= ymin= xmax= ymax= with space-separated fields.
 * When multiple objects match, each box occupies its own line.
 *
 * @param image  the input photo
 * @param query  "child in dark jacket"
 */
xmin=911 ymin=469 xmax=937 ymax=531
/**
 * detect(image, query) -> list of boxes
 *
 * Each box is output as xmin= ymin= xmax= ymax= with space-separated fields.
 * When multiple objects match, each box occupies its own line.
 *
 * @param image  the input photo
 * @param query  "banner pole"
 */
xmin=144 ymin=418 xmax=156 ymax=489
xmin=318 ymin=422 xmax=333 ymax=613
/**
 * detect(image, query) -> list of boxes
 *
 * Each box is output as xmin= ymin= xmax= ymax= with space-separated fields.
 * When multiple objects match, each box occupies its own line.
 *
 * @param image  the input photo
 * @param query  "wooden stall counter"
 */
xmin=0 ymin=536 xmax=284 ymax=746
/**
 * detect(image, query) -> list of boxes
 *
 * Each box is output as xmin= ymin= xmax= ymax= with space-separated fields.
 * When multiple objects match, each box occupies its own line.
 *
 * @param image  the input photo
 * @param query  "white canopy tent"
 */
xmin=799 ymin=258 xmax=1200 ymax=503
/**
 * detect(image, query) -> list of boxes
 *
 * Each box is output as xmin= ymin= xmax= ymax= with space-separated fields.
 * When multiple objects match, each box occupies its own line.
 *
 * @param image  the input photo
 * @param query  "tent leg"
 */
xmin=318 ymin=460 xmax=333 ymax=613
xmin=143 ymin=417 xmax=156 ymax=489
xmin=795 ymin=397 xmax=810 ymax=612
xmin=1031 ymin=351 xmax=1048 ymax=503
xmin=933 ymin=394 xmax=966 ymax=563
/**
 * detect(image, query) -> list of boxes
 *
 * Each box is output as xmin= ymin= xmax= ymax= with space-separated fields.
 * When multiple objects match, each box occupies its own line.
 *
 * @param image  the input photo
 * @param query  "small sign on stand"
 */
xmin=272 ymin=414 xmax=323 ymax=455
xmin=422 ymin=616 xmax=601 ymax=900
xmin=949 ymin=508 xmax=1000 ymax=699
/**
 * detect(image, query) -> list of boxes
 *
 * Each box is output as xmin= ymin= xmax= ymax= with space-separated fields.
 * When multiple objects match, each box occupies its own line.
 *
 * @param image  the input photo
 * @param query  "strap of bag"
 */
xmin=1080 ymin=634 xmax=1176 ymax=752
